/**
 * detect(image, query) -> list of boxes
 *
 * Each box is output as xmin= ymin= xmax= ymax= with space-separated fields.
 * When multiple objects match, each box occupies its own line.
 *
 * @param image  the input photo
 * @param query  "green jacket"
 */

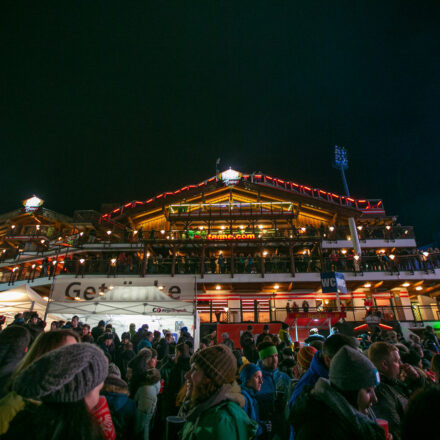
xmin=182 ymin=395 xmax=258 ymax=440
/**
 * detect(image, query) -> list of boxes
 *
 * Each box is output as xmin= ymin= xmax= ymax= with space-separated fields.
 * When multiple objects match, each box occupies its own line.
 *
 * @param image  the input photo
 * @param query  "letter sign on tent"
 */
xmin=320 ymin=272 xmax=347 ymax=294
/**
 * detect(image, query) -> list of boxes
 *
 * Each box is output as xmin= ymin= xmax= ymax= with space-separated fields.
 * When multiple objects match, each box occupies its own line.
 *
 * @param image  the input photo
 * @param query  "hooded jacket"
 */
xmin=103 ymin=392 xmax=138 ymax=440
xmin=241 ymin=385 xmax=263 ymax=438
xmin=180 ymin=382 xmax=257 ymax=440
xmin=290 ymin=378 xmax=385 ymax=440
xmin=289 ymin=351 xmax=328 ymax=408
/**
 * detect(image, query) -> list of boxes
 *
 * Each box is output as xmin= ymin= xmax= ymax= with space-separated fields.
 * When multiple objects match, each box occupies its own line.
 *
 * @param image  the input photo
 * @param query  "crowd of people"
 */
xmin=0 ymin=312 xmax=440 ymax=439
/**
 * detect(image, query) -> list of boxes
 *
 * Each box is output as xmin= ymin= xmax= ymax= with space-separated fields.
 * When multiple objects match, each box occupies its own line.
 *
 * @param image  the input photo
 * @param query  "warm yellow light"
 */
xmin=301 ymin=227 xmax=306 ymax=232
xmin=389 ymin=254 xmax=395 ymax=260
xmin=79 ymin=232 xmax=84 ymax=236
xmin=146 ymin=252 xmax=150 ymax=257
xmin=11 ymin=225 xmax=15 ymax=229
xmin=158 ymin=285 xmax=164 ymax=291
xmin=216 ymin=285 xmax=221 ymax=290
xmin=357 ymin=226 xmax=363 ymax=231
xmin=364 ymin=283 xmax=371 ymax=288
xmin=110 ymin=258 xmax=116 ymax=265
xmin=386 ymin=225 xmax=391 ymax=230
xmin=258 ymin=225 xmax=263 ymax=230
xmin=199 ymin=226 xmax=204 ymax=230
xmin=40 ymin=239 xmax=45 ymax=244
xmin=341 ymin=249 xmax=347 ymax=254
xmin=274 ymin=284 xmax=280 ymax=290
xmin=52 ymin=260 xmax=57 ymax=266
xmin=263 ymin=251 xmax=268 ymax=257
xmin=423 ymin=251 xmax=429 ymax=257
xmin=416 ymin=286 xmax=423 ymax=291
xmin=402 ymin=282 xmax=410 ymax=287
xmin=221 ymin=226 xmax=225 ymax=230
xmin=31 ymin=264 xmax=36 ymax=269
xmin=347 ymin=236 xmax=351 ymax=240
xmin=74 ymin=296 xmax=81 ymax=301
xmin=379 ymin=249 xmax=385 ymax=253
xmin=240 ymin=225 xmax=244 ymax=230
xmin=224 ymin=307 xmax=229 ymax=312
xmin=160 ymin=229 xmax=165 ymax=234
xmin=329 ymin=226 xmax=335 ymax=232
xmin=109 ymin=285 xmax=114 ymax=290
xmin=106 ymin=230 xmax=112 ymax=235
xmin=43 ymin=296 xmax=49 ymax=301
xmin=36 ymin=225 xmax=40 ymax=230
xmin=133 ymin=230 xmax=138 ymax=235
xmin=79 ymin=258 xmax=85 ymax=264
xmin=354 ymin=255 xmax=360 ymax=261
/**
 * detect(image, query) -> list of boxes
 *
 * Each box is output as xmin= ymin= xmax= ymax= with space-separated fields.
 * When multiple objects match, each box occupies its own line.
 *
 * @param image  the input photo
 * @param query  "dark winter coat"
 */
xmin=290 ymin=378 xmax=386 ymax=440
xmin=103 ymin=391 xmax=139 ymax=440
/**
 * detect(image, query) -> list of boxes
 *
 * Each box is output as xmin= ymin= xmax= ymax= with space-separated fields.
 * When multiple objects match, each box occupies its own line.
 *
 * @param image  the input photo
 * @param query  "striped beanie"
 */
xmin=297 ymin=346 xmax=317 ymax=370
xmin=191 ymin=344 xmax=237 ymax=386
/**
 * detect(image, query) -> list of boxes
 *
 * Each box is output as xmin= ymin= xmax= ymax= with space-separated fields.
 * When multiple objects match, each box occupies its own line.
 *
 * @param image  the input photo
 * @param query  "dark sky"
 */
xmin=1 ymin=1 xmax=440 ymax=243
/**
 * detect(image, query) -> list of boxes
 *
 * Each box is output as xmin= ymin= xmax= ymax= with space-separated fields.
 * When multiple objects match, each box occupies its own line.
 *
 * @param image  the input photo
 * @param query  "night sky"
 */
xmin=2 ymin=1 xmax=439 ymax=244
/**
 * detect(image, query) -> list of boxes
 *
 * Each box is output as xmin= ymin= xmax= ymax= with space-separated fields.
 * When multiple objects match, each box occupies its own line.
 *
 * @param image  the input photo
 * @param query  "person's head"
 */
xmin=50 ymin=321 xmax=59 ymax=331
xmin=431 ymin=354 xmax=440 ymax=382
xmin=71 ymin=316 xmax=79 ymax=328
xmin=0 ymin=325 xmax=31 ymax=362
xmin=402 ymin=350 xmax=422 ymax=369
xmin=13 ymin=329 xmax=79 ymax=381
xmin=263 ymin=324 xmax=270 ymax=334
xmin=402 ymin=387 xmax=440 ymax=440
xmin=29 ymin=313 xmax=38 ymax=325
xmin=246 ymin=325 xmax=253 ymax=332
xmin=129 ymin=323 xmax=136 ymax=331
xmin=102 ymin=333 xmax=114 ymax=346
xmin=329 ymin=346 xmax=380 ymax=414
xmin=309 ymin=340 xmax=324 ymax=352
xmin=297 ymin=346 xmax=317 ymax=373
xmin=146 ymin=331 xmax=153 ymax=342
xmin=368 ymin=342 xmax=401 ymax=380
xmin=148 ymin=348 xmax=158 ymax=368
xmin=98 ymin=320 xmax=105 ymax=328
xmin=165 ymin=333 xmax=174 ymax=343
xmin=180 ymin=326 xmax=188 ymax=334
xmin=121 ymin=332 xmax=130 ymax=343
xmin=13 ymin=343 xmax=108 ymax=410
xmin=240 ymin=363 xmax=263 ymax=393
xmin=281 ymin=322 xmax=289 ymax=331
xmin=309 ymin=328 xmax=319 ymax=335
xmin=222 ymin=332 xmax=229 ymax=341
xmin=103 ymin=374 xmax=129 ymax=395
xmin=322 ymin=334 xmax=359 ymax=369
xmin=258 ymin=342 xmax=278 ymax=371
xmin=81 ymin=324 xmax=90 ymax=336
xmin=128 ymin=348 xmax=153 ymax=376
xmin=185 ymin=344 xmax=237 ymax=405
xmin=386 ymin=330 xmax=398 ymax=344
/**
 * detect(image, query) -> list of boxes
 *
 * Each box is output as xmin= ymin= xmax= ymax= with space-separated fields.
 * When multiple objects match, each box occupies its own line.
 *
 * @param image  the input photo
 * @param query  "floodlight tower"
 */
xmin=333 ymin=146 xmax=362 ymax=257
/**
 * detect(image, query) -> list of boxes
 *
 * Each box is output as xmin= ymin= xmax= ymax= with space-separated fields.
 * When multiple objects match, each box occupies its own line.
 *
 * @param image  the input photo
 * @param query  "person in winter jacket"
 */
xmin=278 ymin=322 xmax=293 ymax=350
xmin=179 ymin=344 xmax=257 ymax=440
xmin=102 ymin=373 xmax=139 ymax=440
xmin=0 ymin=326 xmax=30 ymax=398
xmin=290 ymin=346 xmax=386 ymax=440
xmin=369 ymin=342 xmax=423 ymax=440
xmin=1 ymin=343 xmax=114 ymax=440
xmin=255 ymin=342 xmax=291 ymax=440
xmin=133 ymin=368 xmax=161 ymax=440
xmin=240 ymin=363 xmax=269 ymax=438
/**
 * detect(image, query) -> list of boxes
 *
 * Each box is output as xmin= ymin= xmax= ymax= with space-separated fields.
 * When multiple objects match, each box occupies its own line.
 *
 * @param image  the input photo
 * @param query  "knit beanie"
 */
xmin=13 ymin=343 xmax=108 ymax=402
xmin=191 ymin=344 xmax=237 ymax=386
xmin=240 ymin=363 xmax=261 ymax=385
xmin=105 ymin=374 xmax=128 ymax=390
xmin=297 ymin=346 xmax=317 ymax=370
xmin=329 ymin=346 xmax=380 ymax=391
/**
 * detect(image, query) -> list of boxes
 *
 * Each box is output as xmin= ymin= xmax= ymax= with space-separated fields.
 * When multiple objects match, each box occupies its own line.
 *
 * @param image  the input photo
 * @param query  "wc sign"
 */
xmin=321 ymin=272 xmax=347 ymax=294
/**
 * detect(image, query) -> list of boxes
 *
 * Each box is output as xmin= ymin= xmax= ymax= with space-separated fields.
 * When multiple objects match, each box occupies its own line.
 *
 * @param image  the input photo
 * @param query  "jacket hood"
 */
xmin=104 ymin=392 xmax=130 ymax=412
xmin=312 ymin=378 xmax=376 ymax=432
xmin=308 ymin=351 xmax=329 ymax=378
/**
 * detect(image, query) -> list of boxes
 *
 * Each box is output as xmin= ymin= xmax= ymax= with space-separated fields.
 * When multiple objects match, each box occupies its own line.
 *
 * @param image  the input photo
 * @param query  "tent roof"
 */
xmin=47 ymin=285 xmax=194 ymax=316
xmin=0 ymin=284 xmax=49 ymax=316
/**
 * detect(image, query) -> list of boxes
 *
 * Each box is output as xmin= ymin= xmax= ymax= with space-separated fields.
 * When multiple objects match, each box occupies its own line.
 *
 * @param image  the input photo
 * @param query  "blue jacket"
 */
xmin=288 ymin=351 xmax=328 ymax=440
xmin=103 ymin=392 xmax=138 ymax=439
xmin=289 ymin=351 xmax=328 ymax=409
xmin=241 ymin=385 xmax=263 ymax=437
xmin=256 ymin=361 xmax=291 ymax=439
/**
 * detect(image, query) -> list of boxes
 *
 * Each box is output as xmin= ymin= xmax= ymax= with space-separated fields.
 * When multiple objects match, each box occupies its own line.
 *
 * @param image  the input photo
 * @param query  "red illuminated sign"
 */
xmin=207 ymin=233 xmax=255 ymax=240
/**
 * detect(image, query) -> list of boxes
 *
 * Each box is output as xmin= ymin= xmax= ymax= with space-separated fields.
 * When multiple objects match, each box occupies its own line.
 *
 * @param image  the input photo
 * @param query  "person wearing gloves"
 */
xmin=1 ymin=343 xmax=115 ymax=440
xmin=179 ymin=344 xmax=257 ymax=440
xmin=290 ymin=346 xmax=387 ymax=440
xmin=240 ymin=363 xmax=271 ymax=439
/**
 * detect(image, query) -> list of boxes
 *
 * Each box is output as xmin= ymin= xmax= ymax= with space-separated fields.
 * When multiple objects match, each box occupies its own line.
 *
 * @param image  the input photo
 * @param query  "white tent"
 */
xmin=46 ymin=286 xmax=196 ymax=337
xmin=0 ymin=284 xmax=57 ymax=323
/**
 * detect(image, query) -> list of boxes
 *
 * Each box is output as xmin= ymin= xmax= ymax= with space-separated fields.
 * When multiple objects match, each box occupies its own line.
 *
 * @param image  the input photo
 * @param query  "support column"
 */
xmin=261 ymin=245 xmax=265 ymax=278
xmin=171 ymin=247 xmax=176 ymax=277
xmin=230 ymin=244 xmax=234 ymax=278
xmin=289 ymin=244 xmax=296 ymax=277
xmin=200 ymin=244 xmax=206 ymax=279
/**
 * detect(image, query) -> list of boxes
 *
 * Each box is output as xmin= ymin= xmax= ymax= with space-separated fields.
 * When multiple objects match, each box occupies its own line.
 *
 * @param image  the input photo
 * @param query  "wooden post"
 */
xmin=200 ymin=244 xmax=206 ymax=279
xmin=171 ymin=246 xmax=176 ymax=277
xmin=230 ymin=244 xmax=234 ymax=278
xmin=289 ymin=243 xmax=296 ymax=277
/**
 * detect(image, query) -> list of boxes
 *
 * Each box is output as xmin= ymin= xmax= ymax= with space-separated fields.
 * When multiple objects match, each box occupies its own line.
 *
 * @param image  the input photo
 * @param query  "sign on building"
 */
xmin=320 ymin=272 xmax=347 ymax=294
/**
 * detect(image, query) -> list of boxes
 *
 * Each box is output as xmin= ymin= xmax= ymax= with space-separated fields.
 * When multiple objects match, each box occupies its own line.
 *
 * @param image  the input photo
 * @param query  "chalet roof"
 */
xmin=100 ymin=169 xmax=385 ymax=224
